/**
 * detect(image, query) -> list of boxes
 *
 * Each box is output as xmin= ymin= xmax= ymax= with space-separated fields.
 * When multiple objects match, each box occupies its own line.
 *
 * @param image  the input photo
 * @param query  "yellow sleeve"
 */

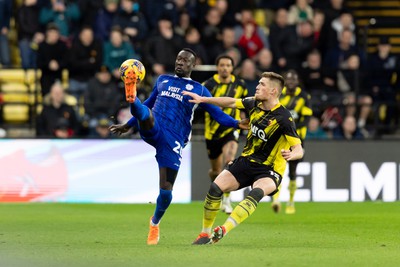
xmin=285 ymin=135 xmax=302 ymax=147
xmin=235 ymin=99 xmax=244 ymax=109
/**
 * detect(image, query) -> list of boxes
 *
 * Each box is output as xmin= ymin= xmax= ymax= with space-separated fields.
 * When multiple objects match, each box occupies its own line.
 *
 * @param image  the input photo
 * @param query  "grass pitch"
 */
xmin=1 ymin=202 xmax=399 ymax=267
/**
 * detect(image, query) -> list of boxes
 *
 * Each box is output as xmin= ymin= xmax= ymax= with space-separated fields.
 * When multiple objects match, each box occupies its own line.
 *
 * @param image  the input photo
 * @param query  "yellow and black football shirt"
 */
xmin=203 ymin=74 xmax=248 ymax=140
xmin=235 ymin=97 xmax=301 ymax=176
xmin=280 ymin=87 xmax=313 ymax=140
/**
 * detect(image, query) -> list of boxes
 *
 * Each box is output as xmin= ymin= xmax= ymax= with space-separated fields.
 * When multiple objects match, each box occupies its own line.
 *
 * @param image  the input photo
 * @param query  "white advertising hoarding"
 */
xmin=0 ymin=139 xmax=191 ymax=203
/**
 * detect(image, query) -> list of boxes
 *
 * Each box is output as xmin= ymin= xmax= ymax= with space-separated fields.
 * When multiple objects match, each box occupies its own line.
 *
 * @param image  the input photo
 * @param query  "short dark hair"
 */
xmin=46 ymin=22 xmax=59 ymax=31
xmin=181 ymin=48 xmax=197 ymax=59
xmin=215 ymin=54 xmax=235 ymax=66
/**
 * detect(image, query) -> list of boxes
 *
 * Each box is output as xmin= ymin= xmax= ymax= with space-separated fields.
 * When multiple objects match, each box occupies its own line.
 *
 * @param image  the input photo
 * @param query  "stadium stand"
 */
xmin=346 ymin=0 xmax=400 ymax=54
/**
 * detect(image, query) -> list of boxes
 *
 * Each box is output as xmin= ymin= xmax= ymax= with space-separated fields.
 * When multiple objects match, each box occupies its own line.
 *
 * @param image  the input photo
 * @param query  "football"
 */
xmin=119 ymin=59 xmax=146 ymax=83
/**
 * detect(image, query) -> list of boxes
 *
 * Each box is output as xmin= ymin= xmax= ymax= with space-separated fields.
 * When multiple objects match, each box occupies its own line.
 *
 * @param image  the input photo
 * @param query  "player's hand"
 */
xmin=281 ymin=146 xmax=303 ymax=161
xmin=281 ymin=149 xmax=293 ymax=161
xmin=182 ymin=91 xmax=202 ymax=103
xmin=237 ymin=118 xmax=250 ymax=130
xmin=109 ymin=123 xmax=131 ymax=136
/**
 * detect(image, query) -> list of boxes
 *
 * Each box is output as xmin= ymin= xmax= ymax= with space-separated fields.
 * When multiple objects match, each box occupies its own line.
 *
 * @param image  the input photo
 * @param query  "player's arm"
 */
xmin=203 ymin=103 xmax=248 ymax=130
xmin=112 ymin=82 xmax=159 ymax=133
xmin=281 ymin=115 xmax=304 ymax=161
xmin=183 ymin=90 xmax=238 ymax=108
xmin=281 ymin=143 xmax=303 ymax=161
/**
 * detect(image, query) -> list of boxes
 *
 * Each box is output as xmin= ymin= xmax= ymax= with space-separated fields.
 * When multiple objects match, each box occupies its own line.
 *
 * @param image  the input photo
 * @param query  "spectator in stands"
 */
xmin=269 ymin=8 xmax=289 ymax=70
xmin=112 ymin=0 xmax=148 ymax=51
xmin=212 ymin=27 xmax=245 ymax=65
xmin=337 ymin=54 xmax=372 ymax=132
xmin=175 ymin=11 xmax=191 ymax=39
xmin=36 ymin=81 xmax=79 ymax=138
xmin=367 ymin=37 xmax=399 ymax=134
xmin=287 ymin=0 xmax=314 ymax=25
xmin=143 ymin=15 xmax=182 ymax=77
xmin=324 ymin=28 xmax=362 ymax=71
xmin=183 ymin=26 xmax=209 ymax=65
xmin=235 ymin=58 xmax=259 ymax=96
xmin=94 ymin=0 xmax=119 ymax=41
xmin=17 ymin=0 xmax=45 ymax=69
xmin=67 ymin=26 xmax=102 ymax=100
xmin=275 ymin=19 xmax=314 ymax=71
xmin=225 ymin=47 xmax=242 ymax=69
xmin=237 ymin=20 xmax=265 ymax=59
xmin=200 ymin=7 xmax=223 ymax=63
xmin=323 ymin=0 xmax=346 ymax=31
xmin=306 ymin=116 xmax=328 ymax=140
xmin=77 ymin=0 xmax=103 ymax=29
xmin=143 ymin=0 xmax=196 ymax=31
xmin=329 ymin=11 xmax=356 ymax=49
xmin=37 ymin=23 xmax=68 ymax=96
xmin=39 ymin=0 xmax=80 ymax=41
xmin=214 ymin=0 xmax=236 ymax=28
xmin=103 ymin=25 xmax=137 ymax=81
xmin=255 ymin=47 xmax=277 ymax=74
xmin=312 ymin=9 xmax=329 ymax=57
xmin=333 ymin=115 xmax=365 ymax=140
xmin=89 ymin=116 xmax=113 ymax=138
xmin=234 ymin=8 xmax=268 ymax=51
xmin=300 ymin=49 xmax=337 ymax=117
xmin=0 ymin=0 xmax=12 ymax=67
xmin=83 ymin=65 xmax=122 ymax=135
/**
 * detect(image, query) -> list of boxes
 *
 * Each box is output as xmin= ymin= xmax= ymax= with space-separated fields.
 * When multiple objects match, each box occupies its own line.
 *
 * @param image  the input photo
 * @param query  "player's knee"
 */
xmin=247 ymin=188 xmax=264 ymax=202
xmin=208 ymin=169 xmax=220 ymax=180
xmin=208 ymin=182 xmax=223 ymax=198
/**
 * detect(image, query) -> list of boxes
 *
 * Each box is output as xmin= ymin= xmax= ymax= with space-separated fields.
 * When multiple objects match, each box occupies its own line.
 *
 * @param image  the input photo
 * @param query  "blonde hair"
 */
xmin=261 ymin=72 xmax=285 ymax=94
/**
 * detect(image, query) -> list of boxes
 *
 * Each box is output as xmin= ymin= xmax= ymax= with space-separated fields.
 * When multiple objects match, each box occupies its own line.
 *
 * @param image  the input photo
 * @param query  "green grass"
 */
xmin=1 ymin=202 xmax=399 ymax=267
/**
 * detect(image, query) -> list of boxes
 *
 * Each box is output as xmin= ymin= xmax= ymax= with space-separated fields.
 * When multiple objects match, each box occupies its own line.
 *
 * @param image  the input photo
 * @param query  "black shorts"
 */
xmin=206 ymin=131 xmax=238 ymax=160
xmin=226 ymin=156 xmax=282 ymax=196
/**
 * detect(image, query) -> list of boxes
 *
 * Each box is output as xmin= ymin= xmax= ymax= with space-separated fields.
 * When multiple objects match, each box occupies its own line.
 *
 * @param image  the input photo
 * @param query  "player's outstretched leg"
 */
xmin=147 ymin=216 xmax=160 ymax=245
xmin=211 ymin=225 xmax=226 ymax=243
xmin=214 ymin=188 xmax=264 ymax=243
xmin=124 ymin=69 xmax=137 ymax=103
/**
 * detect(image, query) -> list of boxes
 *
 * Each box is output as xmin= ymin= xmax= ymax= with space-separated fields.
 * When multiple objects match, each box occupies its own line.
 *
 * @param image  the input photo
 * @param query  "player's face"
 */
xmin=255 ymin=77 xmax=274 ymax=101
xmin=217 ymin=58 xmax=233 ymax=80
xmin=285 ymin=72 xmax=298 ymax=90
xmin=175 ymin=51 xmax=195 ymax=77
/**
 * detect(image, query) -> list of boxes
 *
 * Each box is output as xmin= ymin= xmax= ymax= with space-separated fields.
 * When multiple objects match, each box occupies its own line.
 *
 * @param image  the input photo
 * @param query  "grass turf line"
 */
xmin=0 ymin=202 xmax=399 ymax=267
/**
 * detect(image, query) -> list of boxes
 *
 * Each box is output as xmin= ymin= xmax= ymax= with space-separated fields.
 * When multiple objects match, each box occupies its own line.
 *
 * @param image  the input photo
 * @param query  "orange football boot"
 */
xmin=147 ymin=217 xmax=160 ymax=245
xmin=124 ymin=69 xmax=137 ymax=103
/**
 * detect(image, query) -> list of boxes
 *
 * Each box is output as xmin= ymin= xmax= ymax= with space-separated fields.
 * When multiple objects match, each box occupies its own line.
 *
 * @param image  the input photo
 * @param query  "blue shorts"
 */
xmin=139 ymin=119 xmax=184 ymax=171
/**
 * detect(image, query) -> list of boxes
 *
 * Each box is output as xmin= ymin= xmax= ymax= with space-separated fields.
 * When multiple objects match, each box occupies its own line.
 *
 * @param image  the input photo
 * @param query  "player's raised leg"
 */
xmin=124 ymin=69 xmax=137 ymax=103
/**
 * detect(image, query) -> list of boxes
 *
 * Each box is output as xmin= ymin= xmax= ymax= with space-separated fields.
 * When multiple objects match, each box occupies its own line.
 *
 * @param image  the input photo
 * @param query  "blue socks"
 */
xmin=152 ymin=189 xmax=172 ymax=224
xmin=130 ymin=97 xmax=150 ymax=121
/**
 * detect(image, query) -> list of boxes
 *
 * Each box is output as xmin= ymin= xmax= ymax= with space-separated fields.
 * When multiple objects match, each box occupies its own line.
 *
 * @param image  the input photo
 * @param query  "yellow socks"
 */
xmin=224 ymin=195 xmax=258 ymax=234
xmin=202 ymin=193 xmax=222 ymax=234
xmin=288 ymin=180 xmax=297 ymax=203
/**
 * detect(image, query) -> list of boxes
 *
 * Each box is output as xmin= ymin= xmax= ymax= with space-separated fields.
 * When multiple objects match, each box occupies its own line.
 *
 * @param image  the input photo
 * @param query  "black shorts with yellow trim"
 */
xmin=226 ymin=156 xmax=282 ymax=196
xmin=206 ymin=131 xmax=238 ymax=160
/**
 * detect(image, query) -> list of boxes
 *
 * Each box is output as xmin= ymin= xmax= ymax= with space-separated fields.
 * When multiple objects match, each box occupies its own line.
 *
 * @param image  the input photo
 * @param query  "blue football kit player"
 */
xmin=110 ymin=48 xmax=248 ymax=245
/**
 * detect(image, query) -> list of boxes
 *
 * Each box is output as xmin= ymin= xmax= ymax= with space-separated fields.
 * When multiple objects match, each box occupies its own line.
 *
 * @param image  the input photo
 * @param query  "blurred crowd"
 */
xmin=0 ymin=0 xmax=399 ymax=139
